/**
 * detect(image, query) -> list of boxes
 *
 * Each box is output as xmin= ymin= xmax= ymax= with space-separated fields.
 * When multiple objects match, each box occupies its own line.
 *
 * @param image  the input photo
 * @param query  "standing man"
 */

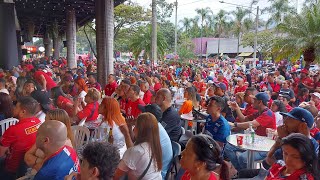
xmin=155 ymin=88 xmax=182 ymax=142
xmin=104 ymin=74 xmax=118 ymax=96
xmin=34 ymin=120 xmax=79 ymax=179
xmin=0 ymin=97 xmax=41 ymax=179
xmin=32 ymin=68 xmax=57 ymax=91
xmin=140 ymin=81 xmax=152 ymax=105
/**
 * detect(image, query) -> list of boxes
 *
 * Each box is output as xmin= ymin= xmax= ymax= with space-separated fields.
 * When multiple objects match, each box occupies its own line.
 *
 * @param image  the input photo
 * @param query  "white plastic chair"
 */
xmin=0 ymin=118 xmax=19 ymax=136
xmin=78 ymin=117 xmax=87 ymax=127
xmin=71 ymin=125 xmax=90 ymax=150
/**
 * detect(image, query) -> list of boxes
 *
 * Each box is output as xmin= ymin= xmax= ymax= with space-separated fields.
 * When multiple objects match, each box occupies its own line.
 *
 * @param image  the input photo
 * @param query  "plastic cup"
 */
xmin=236 ymin=135 xmax=244 ymax=146
xmin=266 ymin=128 xmax=276 ymax=140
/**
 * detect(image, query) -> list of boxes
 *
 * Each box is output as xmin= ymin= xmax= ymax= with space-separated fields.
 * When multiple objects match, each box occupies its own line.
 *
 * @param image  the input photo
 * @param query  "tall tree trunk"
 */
xmin=151 ymin=0 xmax=157 ymax=66
xmin=44 ymin=31 xmax=51 ymax=58
xmin=66 ymin=8 xmax=77 ymax=69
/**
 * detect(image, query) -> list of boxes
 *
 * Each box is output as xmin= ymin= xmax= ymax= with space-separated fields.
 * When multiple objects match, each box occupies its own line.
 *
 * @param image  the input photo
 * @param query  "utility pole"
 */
xmin=200 ymin=8 xmax=203 ymax=65
xmin=151 ymin=0 xmax=157 ymax=66
xmin=253 ymin=6 xmax=259 ymax=68
xmin=174 ymin=0 xmax=178 ymax=56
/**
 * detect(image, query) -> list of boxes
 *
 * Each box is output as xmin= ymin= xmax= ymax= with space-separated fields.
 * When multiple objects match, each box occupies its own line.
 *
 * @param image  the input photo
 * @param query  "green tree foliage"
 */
xmin=241 ymin=30 xmax=276 ymax=56
xmin=271 ymin=3 xmax=320 ymax=66
xmin=178 ymin=35 xmax=195 ymax=61
xmin=129 ymin=25 xmax=168 ymax=61
xmin=262 ymin=0 xmax=295 ymax=28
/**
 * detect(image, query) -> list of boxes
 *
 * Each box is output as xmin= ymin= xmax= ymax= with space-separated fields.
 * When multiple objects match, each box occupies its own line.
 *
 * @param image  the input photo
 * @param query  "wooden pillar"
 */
xmin=95 ymin=0 xmax=114 ymax=87
xmin=66 ymin=8 xmax=77 ymax=69
xmin=0 ymin=2 xmax=18 ymax=69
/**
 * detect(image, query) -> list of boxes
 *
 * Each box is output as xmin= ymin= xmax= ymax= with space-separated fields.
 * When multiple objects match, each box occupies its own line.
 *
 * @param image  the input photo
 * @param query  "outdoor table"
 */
xmin=226 ymin=134 xmax=275 ymax=169
xmin=180 ymin=114 xmax=206 ymax=134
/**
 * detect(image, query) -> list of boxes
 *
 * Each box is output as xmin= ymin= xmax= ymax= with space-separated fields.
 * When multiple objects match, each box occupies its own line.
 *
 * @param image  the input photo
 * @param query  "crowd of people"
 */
xmin=0 ymin=56 xmax=319 ymax=180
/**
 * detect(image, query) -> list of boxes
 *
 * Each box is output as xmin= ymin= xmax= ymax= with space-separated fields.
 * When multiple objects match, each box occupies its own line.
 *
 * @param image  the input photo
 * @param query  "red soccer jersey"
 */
xmin=255 ymin=109 xmax=276 ymax=136
xmin=193 ymin=81 xmax=206 ymax=93
xmin=143 ymin=90 xmax=152 ymax=105
xmin=154 ymin=82 xmax=162 ymax=92
xmin=270 ymin=82 xmax=281 ymax=93
xmin=56 ymin=96 xmax=73 ymax=117
xmin=1 ymin=117 xmax=41 ymax=172
xmin=234 ymin=85 xmax=247 ymax=94
xmin=125 ymin=99 xmax=145 ymax=118
xmin=77 ymin=102 xmax=99 ymax=121
xmin=285 ymin=104 xmax=293 ymax=112
xmin=104 ymin=81 xmax=118 ymax=96
xmin=88 ymin=82 xmax=101 ymax=91
xmin=266 ymin=161 xmax=314 ymax=180
xmin=34 ymin=70 xmax=57 ymax=90
xmin=119 ymin=98 xmax=127 ymax=112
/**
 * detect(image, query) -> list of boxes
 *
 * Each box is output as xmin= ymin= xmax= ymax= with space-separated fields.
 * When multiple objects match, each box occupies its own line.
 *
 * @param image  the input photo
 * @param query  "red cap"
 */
xmin=301 ymin=68 xmax=309 ymax=74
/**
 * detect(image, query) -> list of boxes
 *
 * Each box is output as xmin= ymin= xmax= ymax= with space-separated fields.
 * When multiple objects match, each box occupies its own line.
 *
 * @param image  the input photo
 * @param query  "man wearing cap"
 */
xmin=265 ymin=107 xmax=319 ymax=167
xmin=104 ymin=74 xmax=118 ymax=96
xmin=213 ymin=82 xmax=234 ymax=122
xmin=32 ymin=68 xmax=57 ymax=91
xmin=225 ymin=92 xmax=276 ymax=170
xmin=310 ymin=92 xmax=320 ymax=111
xmin=137 ymin=104 xmax=173 ymax=179
xmin=31 ymin=90 xmax=52 ymax=123
xmin=293 ymin=68 xmax=314 ymax=95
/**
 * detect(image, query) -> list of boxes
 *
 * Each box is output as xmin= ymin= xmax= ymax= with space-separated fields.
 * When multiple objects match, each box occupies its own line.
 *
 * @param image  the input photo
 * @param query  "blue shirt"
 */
xmin=158 ymin=123 xmax=173 ymax=178
xmin=34 ymin=146 xmax=79 ymax=180
xmin=205 ymin=115 xmax=231 ymax=143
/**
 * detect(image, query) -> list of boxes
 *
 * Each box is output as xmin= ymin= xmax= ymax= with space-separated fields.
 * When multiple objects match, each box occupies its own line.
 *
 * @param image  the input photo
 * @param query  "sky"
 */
xmin=133 ymin=0 xmax=304 ymax=26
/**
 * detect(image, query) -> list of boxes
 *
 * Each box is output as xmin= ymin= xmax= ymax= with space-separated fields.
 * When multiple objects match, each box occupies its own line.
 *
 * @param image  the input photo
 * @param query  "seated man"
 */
xmin=155 ymin=88 xmax=182 ymax=142
xmin=65 ymin=142 xmax=120 ymax=180
xmin=125 ymin=85 xmax=145 ymax=119
xmin=34 ymin=120 xmax=79 ymax=179
xmin=0 ymin=97 xmax=41 ymax=180
xmin=204 ymin=96 xmax=231 ymax=146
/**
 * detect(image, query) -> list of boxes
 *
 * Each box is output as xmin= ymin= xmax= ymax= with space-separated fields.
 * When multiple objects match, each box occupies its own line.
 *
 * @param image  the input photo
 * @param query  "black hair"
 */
xmin=82 ymin=142 xmax=120 ymax=180
xmin=51 ymin=86 xmax=68 ymax=104
xmin=130 ymin=85 xmax=140 ymax=95
xmin=121 ymin=79 xmax=131 ymax=85
xmin=190 ymin=134 xmax=230 ymax=180
xmin=245 ymin=87 xmax=257 ymax=94
xmin=272 ymin=100 xmax=287 ymax=113
xmin=207 ymin=96 xmax=225 ymax=111
xmin=281 ymin=133 xmax=319 ymax=179
xmin=280 ymin=94 xmax=291 ymax=102
xmin=17 ymin=96 xmax=38 ymax=115
xmin=0 ymin=92 xmax=13 ymax=118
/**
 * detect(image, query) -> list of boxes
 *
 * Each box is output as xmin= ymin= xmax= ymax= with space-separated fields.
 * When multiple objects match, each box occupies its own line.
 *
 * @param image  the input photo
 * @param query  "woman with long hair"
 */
xmin=266 ymin=133 xmax=319 ymax=180
xmin=180 ymin=87 xmax=198 ymax=128
xmin=114 ymin=113 xmax=162 ymax=180
xmin=98 ymin=97 xmax=127 ymax=147
xmin=51 ymin=86 xmax=74 ymax=116
xmin=13 ymin=76 xmax=27 ymax=102
xmin=271 ymin=100 xmax=287 ymax=127
xmin=180 ymin=134 xmax=230 ymax=180
xmin=24 ymin=109 xmax=75 ymax=172
xmin=235 ymin=92 xmax=247 ymax=109
xmin=0 ymin=92 xmax=13 ymax=121
xmin=74 ymin=77 xmax=88 ymax=97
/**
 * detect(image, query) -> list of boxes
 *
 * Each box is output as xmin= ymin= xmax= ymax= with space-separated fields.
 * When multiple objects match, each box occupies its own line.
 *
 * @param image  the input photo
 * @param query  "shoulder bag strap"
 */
xmin=137 ymin=155 xmax=153 ymax=180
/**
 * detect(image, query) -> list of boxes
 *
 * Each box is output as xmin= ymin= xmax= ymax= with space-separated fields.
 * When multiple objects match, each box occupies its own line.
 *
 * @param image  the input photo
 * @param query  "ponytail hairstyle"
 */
xmin=190 ymin=134 xmax=230 ymax=180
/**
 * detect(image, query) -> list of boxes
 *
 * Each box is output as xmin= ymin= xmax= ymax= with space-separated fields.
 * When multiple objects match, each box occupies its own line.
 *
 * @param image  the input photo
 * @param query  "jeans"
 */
xmin=224 ymin=143 xmax=267 ymax=170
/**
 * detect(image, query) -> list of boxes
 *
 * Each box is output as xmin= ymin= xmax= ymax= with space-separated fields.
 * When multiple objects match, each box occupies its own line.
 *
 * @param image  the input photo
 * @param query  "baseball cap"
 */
xmin=311 ymin=92 xmax=320 ymax=99
xmin=31 ymin=90 xmax=52 ymax=112
xmin=280 ymin=107 xmax=314 ymax=128
xmin=213 ymin=82 xmax=227 ymax=91
xmin=301 ymin=68 xmax=309 ymax=74
xmin=138 ymin=104 xmax=163 ymax=122
xmin=254 ymin=92 xmax=270 ymax=104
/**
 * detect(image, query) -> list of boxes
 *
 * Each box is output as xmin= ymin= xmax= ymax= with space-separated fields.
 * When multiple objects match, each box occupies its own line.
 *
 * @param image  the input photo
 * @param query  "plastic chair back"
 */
xmin=0 ymin=118 xmax=19 ymax=136
xmin=71 ymin=125 xmax=90 ymax=150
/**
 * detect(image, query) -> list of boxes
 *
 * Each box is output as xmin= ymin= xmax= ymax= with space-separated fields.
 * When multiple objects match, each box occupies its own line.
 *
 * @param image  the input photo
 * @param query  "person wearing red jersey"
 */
xmin=87 ymin=74 xmax=101 ymax=91
xmin=0 ymin=97 xmax=41 ymax=179
xmin=73 ymin=88 xmax=100 ymax=123
xmin=193 ymin=74 xmax=206 ymax=96
xmin=104 ymin=74 xmax=118 ymax=96
xmin=230 ymin=87 xmax=258 ymax=122
xmin=294 ymin=69 xmax=314 ymax=95
xmin=310 ymin=92 xmax=320 ymax=111
xmin=34 ymin=120 xmax=80 ymax=180
xmin=278 ymin=94 xmax=293 ymax=112
xmin=32 ymin=69 xmax=57 ymax=91
xmin=125 ymin=85 xmax=145 ymax=119
xmin=153 ymin=74 xmax=162 ymax=93
xmin=140 ymin=81 xmax=152 ymax=105
xmin=234 ymin=78 xmax=247 ymax=94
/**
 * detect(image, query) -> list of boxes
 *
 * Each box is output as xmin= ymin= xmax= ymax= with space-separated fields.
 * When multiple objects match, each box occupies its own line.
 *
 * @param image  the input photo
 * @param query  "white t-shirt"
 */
xmin=275 ymin=111 xmax=283 ymax=127
xmin=100 ymin=121 xmax=125 ymax=147
xmin=119 ymin=142 xmax=162 ymax=180
xmin=35 ymin=111 xmax=46 ymax=123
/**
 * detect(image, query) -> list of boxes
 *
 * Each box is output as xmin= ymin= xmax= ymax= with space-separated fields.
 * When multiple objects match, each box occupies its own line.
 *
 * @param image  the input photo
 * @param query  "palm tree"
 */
xmin=262 ymin=0 xmax=295 ymax=28
xmin=232 ymin=7 xmax=250 ymax=54
xmin=151 ymin=0 xmax=157 ymax=65
xmin=180 ymin=17 xmax=192 ymax=33
xmin=129 ymin=25 xmax=168 ymax=61
xmin=271 ymin=3 xmax=320 ymax=69
xmin=214 ymin=10 xmax=229 ymax=54
xmin=195 ymin=7 xmax=213 ymax=38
